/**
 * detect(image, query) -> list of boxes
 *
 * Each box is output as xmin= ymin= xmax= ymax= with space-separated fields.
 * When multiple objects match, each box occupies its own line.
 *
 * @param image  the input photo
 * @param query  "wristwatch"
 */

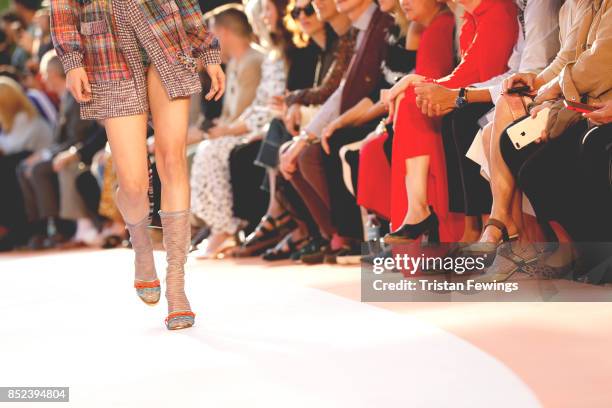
xmin=293 ymin=131 xmax=318 ymax=145
xmin=455 ymin=88 xmax=469 ymax=109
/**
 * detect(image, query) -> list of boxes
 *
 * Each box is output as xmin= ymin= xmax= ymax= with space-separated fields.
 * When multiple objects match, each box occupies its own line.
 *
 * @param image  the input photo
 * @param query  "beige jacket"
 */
xmin=219 ymin=45 xmax=264 ymax=124
xmin=561 ymin=0 xmax=612 ymax=104
xmin=540 ymin=0 xmax=592 ymax=83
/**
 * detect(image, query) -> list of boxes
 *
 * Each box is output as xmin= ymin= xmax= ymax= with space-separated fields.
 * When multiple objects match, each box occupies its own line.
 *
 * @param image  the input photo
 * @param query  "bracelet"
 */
xmin=293 ymin=131 xmax=316 ymax=145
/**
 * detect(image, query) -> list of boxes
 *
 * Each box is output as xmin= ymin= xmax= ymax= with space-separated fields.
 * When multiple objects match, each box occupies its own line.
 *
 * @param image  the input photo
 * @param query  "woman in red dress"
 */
xmin=357 ymin=0 xmax=456 ymax=221
xmin=384 ymin=0 xmax=518 ymax=243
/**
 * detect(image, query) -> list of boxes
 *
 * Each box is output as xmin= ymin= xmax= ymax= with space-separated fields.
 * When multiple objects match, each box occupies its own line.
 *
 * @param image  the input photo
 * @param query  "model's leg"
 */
xmin=147 ymin=65 xmax=194 ymax=329
xmin=104 ymin=112 xmax=159 ymax=303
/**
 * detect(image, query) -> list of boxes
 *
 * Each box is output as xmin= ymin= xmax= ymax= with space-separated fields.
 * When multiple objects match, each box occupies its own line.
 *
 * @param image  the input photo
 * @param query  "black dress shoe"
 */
xmin=384 ymin=207 xmax=440 ymax=245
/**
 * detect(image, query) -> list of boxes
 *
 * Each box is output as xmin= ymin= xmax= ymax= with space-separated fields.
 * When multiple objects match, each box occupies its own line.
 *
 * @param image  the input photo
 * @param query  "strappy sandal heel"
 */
xmin=235 ymin=211 xmax=297 ymax=257
xmin=476 ymin=241 xmax=539 ymax=283
xmin=459 ymin=218 xmax=518 ymax=265
xmin=134 ymin=279 xmax=161 ymax=305
xmin=165 ymin=310 xmax=196 ymax=330
xmin=262 ymin=235 xmax=307 ymax=261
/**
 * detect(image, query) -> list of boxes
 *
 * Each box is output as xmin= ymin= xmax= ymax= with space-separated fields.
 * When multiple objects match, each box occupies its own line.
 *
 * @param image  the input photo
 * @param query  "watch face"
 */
xmin=455 ymin=97 xmax=467 ymax=109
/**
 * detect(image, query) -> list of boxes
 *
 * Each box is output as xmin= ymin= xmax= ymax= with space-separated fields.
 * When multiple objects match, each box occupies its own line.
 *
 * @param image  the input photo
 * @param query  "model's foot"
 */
xmin=159 ymin=210 xmax=195 ymax=330
xmin=125 ymin=216 xmax=160 ymax=305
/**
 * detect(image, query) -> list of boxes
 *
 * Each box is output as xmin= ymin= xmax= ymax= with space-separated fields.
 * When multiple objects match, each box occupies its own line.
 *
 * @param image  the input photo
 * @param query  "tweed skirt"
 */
xmin=79 ymin=0 xmax=202 ymax=120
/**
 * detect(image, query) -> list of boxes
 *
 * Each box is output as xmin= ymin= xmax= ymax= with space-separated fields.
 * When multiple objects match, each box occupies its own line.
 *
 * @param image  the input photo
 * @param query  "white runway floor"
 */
xmin=0 ymin=249 xmax=539 ymax=407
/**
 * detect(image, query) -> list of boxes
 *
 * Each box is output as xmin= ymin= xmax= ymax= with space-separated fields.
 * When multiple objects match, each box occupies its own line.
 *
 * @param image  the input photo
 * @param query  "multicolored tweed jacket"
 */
xmin=49 ymin=0 xmax=221 ymax=82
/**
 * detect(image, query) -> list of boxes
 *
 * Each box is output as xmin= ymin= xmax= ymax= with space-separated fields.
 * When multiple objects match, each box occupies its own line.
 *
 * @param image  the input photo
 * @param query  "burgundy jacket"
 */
xmin=340 ymin=8 xmax=394 ymax=113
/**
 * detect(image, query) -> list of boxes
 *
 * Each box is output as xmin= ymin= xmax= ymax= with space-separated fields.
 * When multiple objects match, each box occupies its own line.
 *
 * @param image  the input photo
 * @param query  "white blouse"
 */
xmin=472 ymin=0 xmax=563 ymax=104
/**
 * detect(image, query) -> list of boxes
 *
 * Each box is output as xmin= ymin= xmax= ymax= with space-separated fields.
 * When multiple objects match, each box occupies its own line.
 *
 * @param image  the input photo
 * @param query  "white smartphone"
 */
xmin=507 ymin=107 xmax=551 ymax=150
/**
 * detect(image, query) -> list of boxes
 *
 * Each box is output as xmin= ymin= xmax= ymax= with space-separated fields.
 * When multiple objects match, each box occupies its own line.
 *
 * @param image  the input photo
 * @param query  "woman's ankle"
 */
xmin=403 ymin=205 xmax=431 ymax=225
xmin=480 ymin=213 xmax=517 ymax=243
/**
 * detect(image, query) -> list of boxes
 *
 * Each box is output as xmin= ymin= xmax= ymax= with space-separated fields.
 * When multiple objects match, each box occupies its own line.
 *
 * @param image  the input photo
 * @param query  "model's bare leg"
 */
xmin=147 ymin=65 xmax=193 ymax=329
xmin=105 ymin=114 xmax=159 ymax=303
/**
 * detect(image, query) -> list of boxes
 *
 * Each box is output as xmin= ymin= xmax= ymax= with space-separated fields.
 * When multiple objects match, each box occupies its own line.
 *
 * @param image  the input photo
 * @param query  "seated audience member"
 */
xmin=278 ymin=0 xmax=394 ymax=264
xmin=187 ymin=7 xmax=263 ymax=241
xmin=494 ymin=2 xmax=611 ymax=279
xmin=0 ymin=28 xmax=11 ymax=65
xmin=0 ymin=65 xmax=58 ymax=125
xmin=383 ymin=0 xmax=518 ymax=245
xmin=235 ymin=0 xmax=354 ymax=259
xmin=314 ymin=0 xmax=421 ymax=259
xmin=16 ymin=51 xmax=98 ymax=249
xmin=190 ymin=0 xmax=295 ymax=258
xmin=53 ymin=122 xmax=107 ymax=246
xmin=188 ymin=7 xmax=264 ymax=145
xmin=4 ymin=1 xmax=40 ymax=71
xmin=414 ymin=0 xmax=561 ymax=243
xmin=0 ymin=76 xmax=53 ymax=250
xmin=31 ymin=7 xmax=54 ymax=63
xmin=457 ymin=0 xmax=591 ymax=276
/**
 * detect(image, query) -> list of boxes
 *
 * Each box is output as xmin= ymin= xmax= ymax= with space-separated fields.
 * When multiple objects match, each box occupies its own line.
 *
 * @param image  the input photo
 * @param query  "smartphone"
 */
xmin=507 ymin=107 xmax=551 ymax=150
xmin=507 ymin=85 xmax=532 ymax=95
xmin=564 ymin=100 xmax=597 ymax=114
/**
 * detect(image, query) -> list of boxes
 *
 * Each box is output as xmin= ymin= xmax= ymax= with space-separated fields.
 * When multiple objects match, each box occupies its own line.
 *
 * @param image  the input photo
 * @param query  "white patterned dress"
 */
xmin=190 ymin=52 xmax=287 ymax=234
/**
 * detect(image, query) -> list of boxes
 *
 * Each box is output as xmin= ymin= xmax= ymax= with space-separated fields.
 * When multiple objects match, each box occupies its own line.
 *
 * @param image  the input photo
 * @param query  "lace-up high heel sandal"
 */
xmin=159 ymin=209 xmax=195 ymax=330
xmin=125 ymin=216 xmax=160 ymax=305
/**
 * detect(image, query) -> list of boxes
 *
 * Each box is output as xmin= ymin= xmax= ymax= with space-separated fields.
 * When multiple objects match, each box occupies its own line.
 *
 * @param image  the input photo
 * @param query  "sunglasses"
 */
xmin=290 ymin=2 xmax=316 ymax=20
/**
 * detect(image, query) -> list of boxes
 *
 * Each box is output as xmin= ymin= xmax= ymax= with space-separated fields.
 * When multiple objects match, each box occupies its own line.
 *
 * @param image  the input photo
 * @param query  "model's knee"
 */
xmin=118 ymin=177 xmax=148 ymax=201
xmin=156 ymin=151 xmax=187 ymax=180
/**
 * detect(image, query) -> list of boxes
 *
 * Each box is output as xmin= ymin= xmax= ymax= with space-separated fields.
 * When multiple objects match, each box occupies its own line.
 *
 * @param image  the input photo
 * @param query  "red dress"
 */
xmin=357 ymin=11 xmax=456 ymax=221
xmin=390 ymin=0 xmax=518 ymax=242
xmin=357 ymin=131 xmax=393 ymax=219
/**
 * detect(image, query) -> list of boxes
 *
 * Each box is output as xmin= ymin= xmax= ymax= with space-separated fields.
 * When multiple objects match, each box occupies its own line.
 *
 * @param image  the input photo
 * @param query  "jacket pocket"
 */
xmin=79 ymin=16 xmax=130 ymax=83
xmin=80 ymin=19 xmax=108 ymax=36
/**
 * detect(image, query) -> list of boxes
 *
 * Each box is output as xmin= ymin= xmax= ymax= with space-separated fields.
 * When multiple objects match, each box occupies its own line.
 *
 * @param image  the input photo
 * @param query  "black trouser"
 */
xmin=229 ymin=140 xmax=268 ymax=234
xmin=321 ymin=120 xmax=379 ymax=240
xmin=442 ymin=103 xmax=494 ymax=215
xmin=0 ymin=151 xmax=31 ymax=246
xmin=500 ymin=120 xmax=612 ymax=242
xmin=75 ymin=171 xmax=105 ymax=229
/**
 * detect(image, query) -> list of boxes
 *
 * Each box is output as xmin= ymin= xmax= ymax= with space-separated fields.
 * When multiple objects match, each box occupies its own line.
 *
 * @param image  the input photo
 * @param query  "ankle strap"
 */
xmin=484 ymin=218 xmax=510 ymax=242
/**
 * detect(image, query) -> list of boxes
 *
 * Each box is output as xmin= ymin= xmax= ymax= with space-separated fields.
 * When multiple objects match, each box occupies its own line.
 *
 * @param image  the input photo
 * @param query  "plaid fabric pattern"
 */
xmin=50 ymin=0 xmax=221 ymax=80
xmin=76 ymin=0 xmax=202 ymax=120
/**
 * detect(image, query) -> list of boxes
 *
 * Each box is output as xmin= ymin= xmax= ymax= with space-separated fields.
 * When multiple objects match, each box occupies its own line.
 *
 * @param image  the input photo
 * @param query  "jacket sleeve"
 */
xmin=285 ymin=30 xmax=356 ymax=107
xmin=174 ymin=0 xmax=221 ymax=66
xmin=437 ymin=4 xmax=518 ymax=88
xmin=540 ymin=0 xmax=591 ymax=83
xmin=49 ymin=0 xmax=85 ymax=73
xmin=560 ymin=5 xmax=612 ymax=101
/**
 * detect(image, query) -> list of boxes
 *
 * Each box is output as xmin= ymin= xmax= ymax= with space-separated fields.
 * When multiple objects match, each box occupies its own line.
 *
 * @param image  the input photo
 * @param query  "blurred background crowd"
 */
xmin=0 ymin=0 xmax=611 ymax=282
